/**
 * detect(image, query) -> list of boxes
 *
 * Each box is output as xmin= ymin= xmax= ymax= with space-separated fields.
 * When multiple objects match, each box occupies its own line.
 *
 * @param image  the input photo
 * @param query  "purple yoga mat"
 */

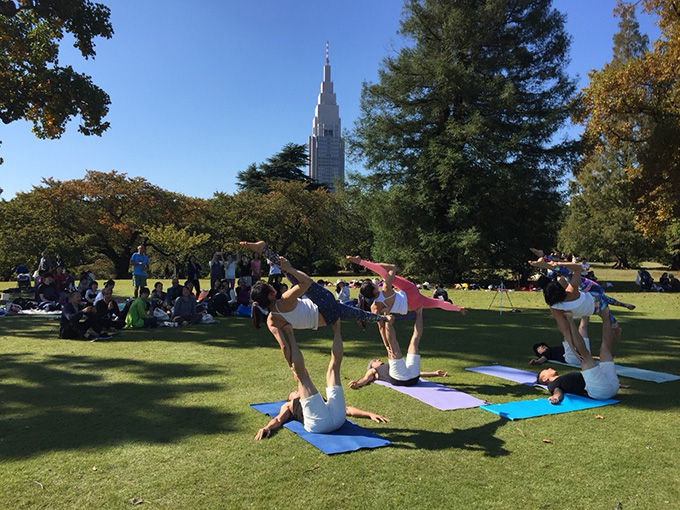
xmin=374 ymin=379 xmax=486 ymax=410
xmin=465 ymin=365 xmax=547 ymax=389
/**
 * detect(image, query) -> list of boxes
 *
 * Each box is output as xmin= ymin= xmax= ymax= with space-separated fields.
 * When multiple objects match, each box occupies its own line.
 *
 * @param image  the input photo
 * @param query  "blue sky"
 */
xmin=0 ymin=0 xmax=661 ymax=200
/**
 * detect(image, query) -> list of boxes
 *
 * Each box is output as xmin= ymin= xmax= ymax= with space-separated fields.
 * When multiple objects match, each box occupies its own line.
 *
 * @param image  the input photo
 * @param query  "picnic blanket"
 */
xmin=250 ymin=401 xmax=391 ymax=455
xmin=549 ymin=360 xmax=680 ymax=383
xmin=374 ymin=379 xmax=485 ymax=410
xmin=480 ymin=394 xmax=619 ymax=420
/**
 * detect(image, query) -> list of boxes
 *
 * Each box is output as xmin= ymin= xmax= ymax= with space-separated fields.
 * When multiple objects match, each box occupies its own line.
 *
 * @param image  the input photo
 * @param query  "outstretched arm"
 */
xmin=529 ymin=356 xmax=548 ymax=366
xmin=254 ymin=403 xmax=292 ymax=440
xmin=348 ymin=369 xmax=377 ymax=389
xmin=345 ymin=406 xmax=390 ymax=423
xmin=420 ymin=370 xmax=448 ymax=377
xmin=548 ymin=387 xmax=564 ymax=405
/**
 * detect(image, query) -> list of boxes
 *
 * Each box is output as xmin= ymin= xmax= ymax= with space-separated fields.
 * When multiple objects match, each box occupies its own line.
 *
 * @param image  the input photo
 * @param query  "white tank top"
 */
xmin=551 ymin=291 xmax=594 ymax=318
xmin=273 ymin=298 xmax=319 ymax=330
xmin=374 ymin=289 xmax=408 ymax=315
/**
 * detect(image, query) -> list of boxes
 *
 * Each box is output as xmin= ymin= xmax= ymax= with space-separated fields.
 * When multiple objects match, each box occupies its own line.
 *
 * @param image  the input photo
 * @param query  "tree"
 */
xmin=573 ymin=0 xmax=680 ymax=268
xmin=236 ymin=143 xmax=324 ymax=193
xmin=560 ymin=3 xmax=652 ymax=269
xmin=349 ymin=0 xmax=577 ymax=279
xmin=145 ymin=225 xmax=211 ymax=277
xmin=3 ymin=171 xmax=192 ymax=278
xmin=0 ymin=0 xmax=113 ymax=159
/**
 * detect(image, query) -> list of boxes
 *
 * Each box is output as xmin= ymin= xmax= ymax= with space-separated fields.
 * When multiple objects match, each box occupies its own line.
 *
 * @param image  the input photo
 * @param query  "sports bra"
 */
xmin=374 ymin=289 xmax=408 ymax=315
xmin=272 ymin=298 xmax=319 ymax=330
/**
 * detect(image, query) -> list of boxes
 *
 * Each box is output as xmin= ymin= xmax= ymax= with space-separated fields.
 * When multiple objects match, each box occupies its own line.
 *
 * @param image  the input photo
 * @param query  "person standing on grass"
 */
xmin=348 ymin=306 xmax=448 ymax=389
xmin=130 ymin=245 xmax=149 ymax=298
xmin=255 ymin=320 xmax=389 ymax=439
xmin=537 ymin=309 xmax=619 ymax=402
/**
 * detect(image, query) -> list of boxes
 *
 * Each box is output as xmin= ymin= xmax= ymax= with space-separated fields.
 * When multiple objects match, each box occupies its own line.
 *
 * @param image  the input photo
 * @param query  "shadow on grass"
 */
xmin=0 ymin=353 xmax=235 ymax=459
xmin=387 ymin=417 xmax=510 ymax=457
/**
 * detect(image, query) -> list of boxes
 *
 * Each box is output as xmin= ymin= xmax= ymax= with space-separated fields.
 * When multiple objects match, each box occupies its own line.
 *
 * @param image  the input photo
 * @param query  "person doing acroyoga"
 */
xmin=348 ymin=306 xmax=447 ymax=388
xmin=254 ymin=312 xmax=389 ymax=439
xmin=347 ymin=256 xmax=467 ymax=315
xmin=537 ymin=309 xmax=619 ymax=403
xmin=243 ymin=242 xmax=393 ymax=365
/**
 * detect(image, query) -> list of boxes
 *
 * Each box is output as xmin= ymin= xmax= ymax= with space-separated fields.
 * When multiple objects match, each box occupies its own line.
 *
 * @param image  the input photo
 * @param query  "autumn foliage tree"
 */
xmin=573 ymin=0 xmax=680 ymax=268
xmin=1 ymin=171 xmax=195 ymax=278
xmin=0 ymin=0 xmax=113 ymax=163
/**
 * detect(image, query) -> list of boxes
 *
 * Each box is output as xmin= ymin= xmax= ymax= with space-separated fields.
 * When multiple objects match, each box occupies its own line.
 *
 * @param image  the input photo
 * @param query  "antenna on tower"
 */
xmin=325 ymin=40 xmax=329 ymax=65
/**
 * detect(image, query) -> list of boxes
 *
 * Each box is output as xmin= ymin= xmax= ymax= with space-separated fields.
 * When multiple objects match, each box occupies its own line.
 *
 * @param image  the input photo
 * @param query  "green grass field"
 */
xmin=1 ymin=265 xmax=679 ymax=509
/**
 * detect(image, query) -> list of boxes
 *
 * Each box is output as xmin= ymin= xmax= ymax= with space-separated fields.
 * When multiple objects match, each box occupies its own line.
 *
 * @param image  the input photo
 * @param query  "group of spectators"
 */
xmin=55 ymin=247 xmax=281 ymax=341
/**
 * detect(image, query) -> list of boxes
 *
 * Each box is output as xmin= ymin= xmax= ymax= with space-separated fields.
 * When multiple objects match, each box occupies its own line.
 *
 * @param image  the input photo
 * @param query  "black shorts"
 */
xmin=388 ymin=375 xmax=420 ymax=387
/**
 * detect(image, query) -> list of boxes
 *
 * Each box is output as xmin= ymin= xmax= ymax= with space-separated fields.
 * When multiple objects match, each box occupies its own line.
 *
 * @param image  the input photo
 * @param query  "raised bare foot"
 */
xmin=623 ymin=303 xmax=636 ymax=310
xmin=345 ymin=255 xmax=361 ymax=265
xmin=239 ymin=241 xmax=267 ymax=253
xmin=612 ymin=326 xmax=622 ymax=341
xmin=530 ymin=248 xmax=545 ymax=258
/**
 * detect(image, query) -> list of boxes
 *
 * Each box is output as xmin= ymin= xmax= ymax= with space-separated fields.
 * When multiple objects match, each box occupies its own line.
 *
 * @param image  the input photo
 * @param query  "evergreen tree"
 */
xmin=236 ymin=143 xmax=324 ymax=193
xmin=350 ymin=0 xmax=577 ymax=278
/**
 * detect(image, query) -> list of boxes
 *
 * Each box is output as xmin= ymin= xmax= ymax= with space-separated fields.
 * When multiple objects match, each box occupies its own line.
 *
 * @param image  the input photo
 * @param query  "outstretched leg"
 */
xmin=597 ymin=307 xmax=615 ymax=363
xmin=407 ymin=306 xmax=424 ymax=355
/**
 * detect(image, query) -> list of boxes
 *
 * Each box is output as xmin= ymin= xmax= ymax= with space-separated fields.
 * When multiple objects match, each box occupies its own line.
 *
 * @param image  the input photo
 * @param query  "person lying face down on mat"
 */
xmin=537 ymin=309 xmax=620 ymax=404
xmin=348 ymin=306 xmax=448 ymax=389
xmin=348 ymin=256 xmax=467 ymax=315
xmin=243 ymin=241 xmax=393 ymax=367
xmin=254 ymin=320 xmax=389 ymax=439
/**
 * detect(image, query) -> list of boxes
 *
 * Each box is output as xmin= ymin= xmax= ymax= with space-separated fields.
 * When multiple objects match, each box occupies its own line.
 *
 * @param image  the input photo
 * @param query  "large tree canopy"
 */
xmin=573 ymin=0 xmax=680 ymax=267
xmin=559 ymin=3 xmax=652 ymax=269
xmin=0 ymin=0 xmax=113 ymax=161
xmin=350 ymin=0 xmax=577 ymax=279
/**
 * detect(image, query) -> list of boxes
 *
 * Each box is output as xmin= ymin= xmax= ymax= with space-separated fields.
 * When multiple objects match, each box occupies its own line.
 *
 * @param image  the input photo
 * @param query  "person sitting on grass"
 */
xmin=37 ymin=273 xmax=61 ymax=311
xmin=172 ymin=285 xmax=203 ymax=326
xmin=59 ymin=290 xmax=109 ymax=340
xmin=209 ymin=282 xmax=233 ymax=317
xmin=125 ymin=287 xmax=158 ymax=329
xmin=94 ymin=286 xmax=126 ymax=331
xmin=84 ymin=280 xmax=99 ymax=306
xmin=348 ymin=306 xmax=448 ymax=389
xmin=255 ymin=320 xmax=389 ymax=439
xmin=537 ymin=310 xmax=619 ymax=403
xmin=166 ymin=277 xmax=183 ymax=307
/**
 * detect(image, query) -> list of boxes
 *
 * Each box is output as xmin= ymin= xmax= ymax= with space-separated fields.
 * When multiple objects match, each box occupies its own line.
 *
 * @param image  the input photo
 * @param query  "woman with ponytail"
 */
xmin=242 ymin=241 xmax=392 ymax=366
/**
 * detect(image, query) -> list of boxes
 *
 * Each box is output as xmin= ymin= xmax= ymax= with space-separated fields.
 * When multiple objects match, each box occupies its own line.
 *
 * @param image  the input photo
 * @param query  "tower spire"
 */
xmin=325 ymin=40 xmax=329 ymax=65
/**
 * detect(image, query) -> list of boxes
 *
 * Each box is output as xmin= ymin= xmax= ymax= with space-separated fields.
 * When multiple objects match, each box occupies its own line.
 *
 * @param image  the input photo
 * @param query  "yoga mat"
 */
xmin=374 ymin=379 xmax=485 ymax=410
xmin=250 ymin=401 xmax=391 ymax=455
xmin=549 ymin=360 xmax=680 ymax=384
xmin=480 ymin=394 xmax=619 ymax=420
xmin=466 ymin=365 xmax=547 ymax=389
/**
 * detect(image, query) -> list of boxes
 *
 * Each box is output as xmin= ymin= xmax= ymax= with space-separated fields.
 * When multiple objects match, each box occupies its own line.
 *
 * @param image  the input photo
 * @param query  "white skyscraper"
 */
xmin=308 ymin=42 xmax=344 ymax=192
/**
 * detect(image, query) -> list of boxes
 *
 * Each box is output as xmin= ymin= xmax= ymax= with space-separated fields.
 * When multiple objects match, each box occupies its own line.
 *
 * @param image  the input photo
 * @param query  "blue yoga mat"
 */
xmin=549 ymin=360 xmax=680 ymax=383
xmin=250 ymin=401 xmax=391 ymax=455
xmin=480 ymin=394 xmax=619 ymax=420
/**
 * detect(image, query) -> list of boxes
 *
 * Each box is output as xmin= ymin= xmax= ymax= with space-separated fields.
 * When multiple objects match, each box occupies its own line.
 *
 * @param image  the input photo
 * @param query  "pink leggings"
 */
xmin=359 ymin=259 xmax=463 ymax=312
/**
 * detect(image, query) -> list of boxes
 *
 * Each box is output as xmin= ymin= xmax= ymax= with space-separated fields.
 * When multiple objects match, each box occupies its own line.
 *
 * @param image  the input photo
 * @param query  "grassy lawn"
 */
xmin=1 ymin=265 xmax=678 ymax=509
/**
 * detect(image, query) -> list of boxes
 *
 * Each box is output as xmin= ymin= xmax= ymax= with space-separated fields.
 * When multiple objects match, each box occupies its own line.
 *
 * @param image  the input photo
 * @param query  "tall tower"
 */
xmin=308 ymin=41 xmax=344 ymax=192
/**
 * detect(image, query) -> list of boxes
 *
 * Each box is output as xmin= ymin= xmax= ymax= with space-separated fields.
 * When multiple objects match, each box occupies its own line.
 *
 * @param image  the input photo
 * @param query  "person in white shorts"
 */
xmin=254 ymin=320 xmax=389 ymax=439
xmin=348 ymin=306 xmax=448 ymax=389
xmin=537 ymin=310 xmax=619 ymax=402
